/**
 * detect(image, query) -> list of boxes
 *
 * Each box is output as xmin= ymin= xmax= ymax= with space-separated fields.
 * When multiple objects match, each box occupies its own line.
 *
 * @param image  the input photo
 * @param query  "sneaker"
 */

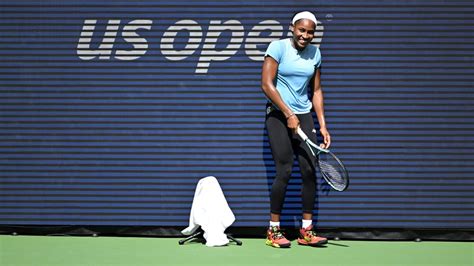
xmin=297 ymin=225 xmax=328 ymax=246
xmin=266 ymin=226 xmax=291 ymax=248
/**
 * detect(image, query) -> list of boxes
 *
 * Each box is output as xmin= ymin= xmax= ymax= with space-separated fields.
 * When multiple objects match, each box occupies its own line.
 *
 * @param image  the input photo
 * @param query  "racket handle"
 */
xmin=297 ymin=126 xmax=330 ymax=153
xmin=296 ymin=127 xmax=309 ymax=141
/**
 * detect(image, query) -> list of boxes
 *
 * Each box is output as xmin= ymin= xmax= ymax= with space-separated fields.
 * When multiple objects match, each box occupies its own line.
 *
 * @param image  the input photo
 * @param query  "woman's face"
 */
xmin=291 ymin=19 xmax=316 ymax=50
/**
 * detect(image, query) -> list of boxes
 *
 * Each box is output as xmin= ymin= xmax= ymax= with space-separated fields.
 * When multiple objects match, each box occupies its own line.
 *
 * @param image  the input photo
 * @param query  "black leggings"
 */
xmin=265 ymin=104 xmax=318 ymax=215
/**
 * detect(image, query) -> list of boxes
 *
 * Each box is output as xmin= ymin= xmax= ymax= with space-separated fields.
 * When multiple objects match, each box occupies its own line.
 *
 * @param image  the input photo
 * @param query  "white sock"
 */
xmin=302 ymin=219 xmax=312 ymax=229
xmin=269 ymin=221 xmax=280 ymax=227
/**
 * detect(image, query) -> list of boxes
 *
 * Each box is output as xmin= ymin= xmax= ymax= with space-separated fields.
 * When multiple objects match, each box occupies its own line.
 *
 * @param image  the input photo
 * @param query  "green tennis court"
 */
xmin=0 ymin=235 xmax=472 ymax=266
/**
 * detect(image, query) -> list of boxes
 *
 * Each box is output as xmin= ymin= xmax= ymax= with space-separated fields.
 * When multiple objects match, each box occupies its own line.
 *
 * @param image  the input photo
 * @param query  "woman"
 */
xmin=261 ymin=11 xmax=331 ymax=248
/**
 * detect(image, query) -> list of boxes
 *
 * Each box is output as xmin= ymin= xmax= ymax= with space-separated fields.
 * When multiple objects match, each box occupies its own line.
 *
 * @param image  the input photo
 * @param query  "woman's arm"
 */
xmin=261 ymin=56 xmax=300 ymax=132
xmin=312 ymin=68 xmax=331 ymax=148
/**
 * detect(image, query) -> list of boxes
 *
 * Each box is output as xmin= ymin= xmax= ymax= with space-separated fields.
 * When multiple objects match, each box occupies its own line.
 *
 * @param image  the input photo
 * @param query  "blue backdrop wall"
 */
xmin=1 ymin=0 xmax=473 ymax=230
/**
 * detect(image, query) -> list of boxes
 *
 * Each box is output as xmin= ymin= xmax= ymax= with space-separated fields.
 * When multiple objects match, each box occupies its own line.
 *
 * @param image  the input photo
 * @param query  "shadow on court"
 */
xmin=327 ymin=242 xmax=350 ymax=247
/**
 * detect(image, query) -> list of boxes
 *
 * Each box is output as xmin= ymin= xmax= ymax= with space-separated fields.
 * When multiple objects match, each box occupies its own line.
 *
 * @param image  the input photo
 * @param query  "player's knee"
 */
xmin=276 ymin=162 xmax=293 ymax=181
xmin=299 ymin=163 xmax=315 ymax=178
xmin=282 ymin=163 xmax=293 ymax=177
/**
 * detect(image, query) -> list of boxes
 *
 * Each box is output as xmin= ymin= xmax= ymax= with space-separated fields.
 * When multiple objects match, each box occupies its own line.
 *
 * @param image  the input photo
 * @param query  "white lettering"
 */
xmin=77 ymin=18 xmax=325 ymax=74
xmin=115 ymin=20 xmax=153 ymax=61
xmin=160 ymin=20 xmax=203 ymax=61
xmin=245 ymin=20 xmax=283 ymax=61
xmin=196 ymin=20 xmax=244 ymax=74
xmin=77 ymin=19 xmax=121 ymax=60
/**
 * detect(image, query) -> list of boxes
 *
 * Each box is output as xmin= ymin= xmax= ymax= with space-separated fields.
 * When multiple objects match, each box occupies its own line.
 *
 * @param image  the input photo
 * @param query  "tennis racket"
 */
xmin=296 ymin=127 xmax=349 ymax=191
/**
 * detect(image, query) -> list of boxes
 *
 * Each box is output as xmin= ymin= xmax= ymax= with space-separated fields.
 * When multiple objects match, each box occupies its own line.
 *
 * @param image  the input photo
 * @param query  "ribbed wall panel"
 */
xmin=0 ymin=0 xmax=473 ymax=229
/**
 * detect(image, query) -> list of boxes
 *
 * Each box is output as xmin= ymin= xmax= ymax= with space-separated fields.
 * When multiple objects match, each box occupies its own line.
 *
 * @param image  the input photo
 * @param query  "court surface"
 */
xmin=0 ymin=235 xmax=472 ymax=266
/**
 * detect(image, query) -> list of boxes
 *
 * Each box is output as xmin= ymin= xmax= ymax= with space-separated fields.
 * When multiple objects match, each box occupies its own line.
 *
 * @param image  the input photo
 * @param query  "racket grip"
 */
xmin=296 ymin=127 xmax=309 ymax=141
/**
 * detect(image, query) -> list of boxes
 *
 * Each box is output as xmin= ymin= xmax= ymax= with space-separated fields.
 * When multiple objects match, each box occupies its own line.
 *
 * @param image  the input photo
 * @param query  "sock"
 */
xmin=302 ymin=219 xmax=312 ymax=229
xmin=269 ymin=221 xmax=280 ymax=227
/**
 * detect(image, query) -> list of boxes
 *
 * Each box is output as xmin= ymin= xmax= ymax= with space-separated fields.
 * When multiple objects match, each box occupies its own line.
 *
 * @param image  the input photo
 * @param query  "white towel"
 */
xmin=181 ymin=176 xmax=235 ymax=247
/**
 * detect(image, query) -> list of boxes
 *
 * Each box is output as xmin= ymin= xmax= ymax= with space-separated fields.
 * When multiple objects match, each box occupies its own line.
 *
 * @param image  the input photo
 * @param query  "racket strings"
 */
xmin=318 ymin=153 xmax=348 ymax=191
xmin=318 ymin=160 xmax=343 ymax=181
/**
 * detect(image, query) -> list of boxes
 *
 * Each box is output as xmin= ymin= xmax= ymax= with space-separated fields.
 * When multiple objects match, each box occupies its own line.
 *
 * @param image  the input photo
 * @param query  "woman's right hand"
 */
xmin=286 ymin=115 xmax=300 ymax=133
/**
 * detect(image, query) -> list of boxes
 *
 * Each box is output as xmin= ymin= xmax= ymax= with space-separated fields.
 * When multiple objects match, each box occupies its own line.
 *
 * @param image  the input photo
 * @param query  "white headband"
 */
xmin=291 ymin=11 xmax=318 ymax=26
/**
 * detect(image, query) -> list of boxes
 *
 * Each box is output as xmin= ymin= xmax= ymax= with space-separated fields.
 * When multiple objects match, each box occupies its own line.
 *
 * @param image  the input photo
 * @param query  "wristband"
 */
xmin=286 ymin=113 xmax=296 ymax=119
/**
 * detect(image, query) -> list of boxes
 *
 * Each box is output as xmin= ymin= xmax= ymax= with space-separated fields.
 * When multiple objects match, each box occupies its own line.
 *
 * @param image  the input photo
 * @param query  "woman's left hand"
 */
xmin=319 ymin=127 xmax=331 ymax=149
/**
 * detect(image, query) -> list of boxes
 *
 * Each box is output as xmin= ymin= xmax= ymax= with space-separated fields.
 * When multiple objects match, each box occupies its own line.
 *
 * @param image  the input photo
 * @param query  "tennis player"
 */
xmin=261 ymin=11 xmax=331 ymax=248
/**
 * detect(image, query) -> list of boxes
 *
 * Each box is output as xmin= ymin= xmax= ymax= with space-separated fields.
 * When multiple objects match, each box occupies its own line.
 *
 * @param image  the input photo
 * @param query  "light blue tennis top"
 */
xmin=264 ymin=38 xmax=322 ymax=114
